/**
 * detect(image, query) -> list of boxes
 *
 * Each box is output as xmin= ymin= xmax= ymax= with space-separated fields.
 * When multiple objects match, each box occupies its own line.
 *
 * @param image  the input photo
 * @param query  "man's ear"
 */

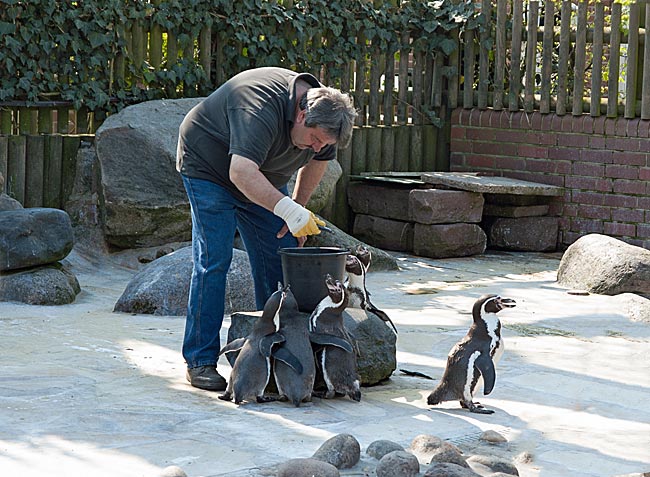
xmin=295 ymin=108 xmax=306 ymax=125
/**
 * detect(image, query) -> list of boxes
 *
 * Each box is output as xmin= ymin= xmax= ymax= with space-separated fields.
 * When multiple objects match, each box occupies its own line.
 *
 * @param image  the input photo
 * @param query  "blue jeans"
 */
xmin=181 ymin=175 xmax=298 ymax=368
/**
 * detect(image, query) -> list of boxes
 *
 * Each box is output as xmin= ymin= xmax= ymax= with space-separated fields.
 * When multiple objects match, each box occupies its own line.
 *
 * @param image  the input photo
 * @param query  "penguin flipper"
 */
xmin=474 ymin=352 xmax=496 ymax=395
xmin=218 ymin=338 xmax=247 ymax=355
xmin=259 ymin=332 xmax=286 ymax=357
xmin=271 ymin=347 xmax=304 ymax=375
xmin=366 ymin=305 xmax=398 ymax=334
xmin=309 ymin=332 xmax=354 ymax=353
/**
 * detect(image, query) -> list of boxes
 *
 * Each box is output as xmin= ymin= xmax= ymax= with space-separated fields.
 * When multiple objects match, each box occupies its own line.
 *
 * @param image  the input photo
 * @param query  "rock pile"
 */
xmin=0 ymin=173 xmax=80 ymax=305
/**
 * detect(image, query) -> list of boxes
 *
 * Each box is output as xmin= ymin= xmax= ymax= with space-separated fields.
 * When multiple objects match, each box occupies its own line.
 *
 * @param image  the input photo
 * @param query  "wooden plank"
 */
xmin=77 ymin=107 xmax=89 ymax=134
xmin=424 ymin=53 xmax=434 ymax=117
xmin=591 ymin=2 xmax=604 ymax=117
xmin=524 ymin=1 xmax=539 ymax=113
xmin=572 ymin=1 xmax=587 ymax=116
xmin=509 ymin=0 xmax=523 ymax=112
xmin=477 ymin=1 xmax=492 ymax=109
xmin=0 ymin=135 xmax=7 ymax=193
xmin=493 ymin=0 xmax=507 ymax=111
xmin=333 ymin=144 xmax=352 ymax=232
xmin=625 ymin=3 xmax=640 ymax=119
xmin=57 ymin=107 xmax=69 ymax=134
xmin=409 ymin=125 xmax=423 ymax=171
xmin=642 ymin=6 xmax=650 ymax=119
xmin=607 ymin=2 xmax=622 ymax=118
xmin=38 ymin=108 xmax=52 ymax=134
xmin=382 ymin=48 xmax=395 ymax=126
xmin=200 ymin=26 xmax=212 ymax=94
xmin=422 ymin=125 xmax=438 ymax=171
xmin=351 ymin=126 xmax=367 ymax=175
xmin=365 ymin=127 xmax=382 ymax=172
xmin=432 ymin=53 xmax=444 ymax=108
xmin=368 ymin=47 xmax=381 ymax=126
xmin=394 ymin=125 xmax=410 ymax=171
xmin=447 ymin=28 xmax=460 ymax=109
xmin=463 ymin=28 xmax=476 ymax=109
xmin=61 ymin=135 xmax=81 ymax=206
xmin=43 ymin=134 xmax=63 ymax=208
xmin=380 ymin=126 xmax=395 ymax=171
xmin=397 ymin=30 xmax=410 ymax=124
xmin=149 ymin=0 xmax=163 ymax=70
xmin=7 ymin=135 xmax=26 ymax=204
xmin=25 ymin=135 xmax=45 ymax=208
xmin=540 ymin=0 xmax=554 ymax=114
xmin=556 ymin=1 xmax=571 ymax=116
xmin=354 ymin=30 xmax=367 ymax=127
xmin=412 ymin=50 xmax=424 ymax=125
xmin=19 ymin=107 xmax=31 ymax=134
xmin=0 ymin=108 xmax=12 ymax=134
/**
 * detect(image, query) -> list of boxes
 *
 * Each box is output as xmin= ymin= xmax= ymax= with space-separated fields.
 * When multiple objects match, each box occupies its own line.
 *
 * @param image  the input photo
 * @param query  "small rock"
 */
xmin=277 ymin=458 xmax=339 ymax=477
xmin=366 ymin=440 xmax=405 ymax=460
xmin=376 ymin=450 xmax=420 ymax=477
xmin=514 ymin=451 xmax=534 ymax=464
xmin=312 ymin=433 xmax=360 ymax=469
xmin=409 ymin=434 xmax=461 ymax=463
xmin=428 ymin=445 xmax=468 ymax=467
xmin=567 ymin=289 xmax=590 ymax=296
xmin=479 ymin=430 xmax=508 ymax=444
xmin=466 ymin=455 xmax=519 ymax=476
xmin=488 ymin=473 xmax=520 ymax=477
xmin=158 ymin=466 xmax=187 ymax=477
xmin=423 ymin=462 xmax=481 ymax=477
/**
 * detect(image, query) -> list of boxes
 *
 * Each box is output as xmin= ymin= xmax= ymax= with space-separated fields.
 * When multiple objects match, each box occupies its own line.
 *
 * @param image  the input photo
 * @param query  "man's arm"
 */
xmin=292 ymin=158 xmax=328 ymax=206
xmin=229 ymin=154 xmax=285 ymax=211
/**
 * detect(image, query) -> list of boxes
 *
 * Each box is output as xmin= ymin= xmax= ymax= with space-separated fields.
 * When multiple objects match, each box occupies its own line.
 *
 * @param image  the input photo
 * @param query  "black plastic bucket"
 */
xmin=277 ymin=246 xmax=349 ymax=312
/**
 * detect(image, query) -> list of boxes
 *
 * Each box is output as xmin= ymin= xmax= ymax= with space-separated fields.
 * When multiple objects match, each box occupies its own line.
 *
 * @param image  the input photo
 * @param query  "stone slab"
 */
xmin=483 ymin=204 xmax=550 ymax=218
xmin=420 ymin=172 xmax=564 ymax=196
xmin=353 ymin=214 xmax=414 ymax=252
xmin=347 ymin=182 xmax=412 ymax=220
xmin=483 ymin=216 xmax=559 ymax=252
xmin=409 ymin=189 xmax=484 ymax=224
xmin=413 ymin=223 xmax=486 ymax=258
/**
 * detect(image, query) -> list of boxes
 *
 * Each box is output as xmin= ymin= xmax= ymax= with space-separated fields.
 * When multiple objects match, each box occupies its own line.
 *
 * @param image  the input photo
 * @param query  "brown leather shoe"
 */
xmin=186 ymin=366 xmax=227 ymax=391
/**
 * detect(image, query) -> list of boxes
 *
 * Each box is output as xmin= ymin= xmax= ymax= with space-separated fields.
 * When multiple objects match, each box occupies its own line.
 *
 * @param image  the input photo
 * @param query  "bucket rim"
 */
xmin=277 ymin=246 xmax=350 ymax=256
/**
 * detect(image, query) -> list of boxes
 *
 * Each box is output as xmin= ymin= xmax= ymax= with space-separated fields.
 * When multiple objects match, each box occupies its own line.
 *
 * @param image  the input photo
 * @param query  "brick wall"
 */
xmin=449 ymin=108 xmax=650 ymax=250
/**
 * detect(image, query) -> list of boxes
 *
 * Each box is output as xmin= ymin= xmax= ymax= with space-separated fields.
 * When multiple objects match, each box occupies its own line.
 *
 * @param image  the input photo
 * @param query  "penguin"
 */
xmin=345 ymin=247 xmax=398 ymax=334
xmin=309 ymin=274 xmax=360 ymax=401
xmin=218 ymin=283 xmax=302 ymax=404
xmin=427 ymin=294 xmax=516 ymax=414
xmin=273 ymin=286 xmax=317 ymax=407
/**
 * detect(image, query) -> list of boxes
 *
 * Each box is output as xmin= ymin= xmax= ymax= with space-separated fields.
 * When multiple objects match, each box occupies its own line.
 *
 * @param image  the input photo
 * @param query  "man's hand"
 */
xmin=273 ymin=196 xmax=324 ymax=238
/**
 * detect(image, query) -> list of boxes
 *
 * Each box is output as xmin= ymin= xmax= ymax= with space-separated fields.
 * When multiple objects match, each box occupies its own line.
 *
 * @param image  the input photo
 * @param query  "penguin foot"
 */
xmin=256 ymin=395 xmax=277 ymax=403
xmin=464 ymin=401 xmax=494 ymax=414
xmin=218 ymin=391 xmax=232 ymax=402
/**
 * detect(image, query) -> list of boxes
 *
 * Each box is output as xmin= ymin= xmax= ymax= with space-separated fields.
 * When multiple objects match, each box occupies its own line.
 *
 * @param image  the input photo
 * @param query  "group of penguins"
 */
xmin=218 ymin=246 xmax=517 ymax=415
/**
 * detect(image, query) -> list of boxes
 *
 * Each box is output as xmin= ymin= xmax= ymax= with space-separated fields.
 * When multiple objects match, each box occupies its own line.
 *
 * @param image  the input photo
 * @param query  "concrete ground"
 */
xmin=0 ymin=248 xmax=648 ymax=477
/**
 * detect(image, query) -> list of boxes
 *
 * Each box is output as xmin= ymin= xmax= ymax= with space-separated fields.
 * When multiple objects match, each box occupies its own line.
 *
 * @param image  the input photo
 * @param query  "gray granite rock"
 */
xmin=410 ymin=189 xmax=484 ymax=224
xmin=0 ymin=192 xmax=23 ymax=211
xmin=466 ymin=455 xmax=519 ymax=476
xmin=0 ymin=208 xmax=74 ymax=272
xmin=366 ymin=440 xmax=405 ymax=460
xmin=413 ymin=223 xmax=486 ymax=258
xmin=557 ymin=233 xmax=650 ymax=295
xmin=483 ymin=216 xmax=558 ymax=252
xmin=0 ymin=262 xmax=80 ymax=305
xmin=311 ymin=433 xmax=360 ymax=469
xmin=376 ymin=450 xmax=420 ymax=477
xmin=113 ymin=246 xmax=256 ymax=316
xmin=423 ymin=462 xmax=482 ymax=477
xmin=352 ymin=214 xmax=414 ymax=253
xmin=277 ymin=458 xmax=339 ymax=477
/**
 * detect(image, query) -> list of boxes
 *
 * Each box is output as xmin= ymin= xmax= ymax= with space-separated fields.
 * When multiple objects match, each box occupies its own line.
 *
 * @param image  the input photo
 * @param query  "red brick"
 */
xmin=551 ymin=114 xmax=564 ymax=131
xmin=563 ymin=203 xmax=578 ymax=217
xmin=572 ymin=190 xmax=605 ymax=205
xmin=627 ymin=118 xmax=641 ymax=137
xmin=466 ymin=128 xmax=495 ymax=141
xmin=480 ymin=110 xmax=493 ymax=127
xmin=469 ymin=109 xmax=482 ymax=127
xmin=606 ymin=194 xmax=639 ymax=208
xmin=638 ymin=119 xmax=650 ymax=138
xmin=640 ymin=167 xmax=650 ymax=180
xmin=589 ymin=136 xmax=607 ymax=149
xmin=570 ymin=218 xmax=604 ymax=233
xmin=582 ymin=115 xmax=595 ymax=134
xmin=581 ymin=149 xmax=615 ymax=163
xmin=573 ymin=162 xmax=605 ymax=176
xmin=495 ymin=129 xmax=529 ymax=143
xmin=606 ymin=164 xmax=639 ymax=179
xmin=613 ymin=180 xmax=646 ymax=194
xmin=611 ymin=208 xmax=645 ymax=222
xmin=509 ymin=111 xmax=524 ymax=129
xmin=615 ymin=151 xmax=647 ymax=165
xmin=548 ymin=146 xmax=578 ymax=161
xmin=500 ymin=110 xmax=512 ymax=128
xmin=607 ymin=137 xmax=641 ymax=151
xmin=450 ymin=126 xmax=466 ymax=140
xmin=561 ymin=115 xmax=574 ymax=132
xmin=639 ymin=140 xmax=650 ymax=153
xmin=531 ymin=112 xmax=543 ymax=130
xmin=638 ymin=224 xmax=650 ymax=238
xmin=605 ymin=118 xmax=618 ymax=135
xmin=518 ymin=144 xmax=548 ymax=158
xmin=604 ymin=222 xmax=636 ymax=236
xmin=538 ymin=132 xmax=557 ymax=146
xmin=526 ymin=159 xmax=558 ymax=173
xmin=465 ymin=154 xmax=496 ymax=168
xmin=542 ymin=113 xmax=554 ymax=131
xmin=451 ymin=108 xmax=463 ymax=124
xmin=477 ymin=142 xmax=518 ymax=156
xmin=554 ymin=160 xmax=572 ymax=174
xmin=493 ymin=156 xmax=526 ymax=170
xmin=450 ymin=137 xmax=472 ymax=153
xmin=558 ymin=134 xmax=589 ymax=148
xmin=640 ymin=197 xmax=650 ymax=209
xmin=593 ymin=116 xmax=607 ymax=134
xmin=578 ymin=204 xmax=611 ymax=220
xmin=616 ymin=118 xmax=628 ymax=136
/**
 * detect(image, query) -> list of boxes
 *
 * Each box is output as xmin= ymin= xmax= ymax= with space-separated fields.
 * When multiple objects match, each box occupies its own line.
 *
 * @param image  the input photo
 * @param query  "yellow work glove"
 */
xmin=273 ymin=196 xmax=324 ymax=237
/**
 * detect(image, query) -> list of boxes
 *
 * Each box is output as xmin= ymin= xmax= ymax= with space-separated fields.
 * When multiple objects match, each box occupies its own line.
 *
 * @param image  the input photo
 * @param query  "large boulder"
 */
xmin=113 ymin=246 xmax=256 ymax=316
xmin=557 ymin=234 xmax=650 ymax=295
xmin=92 ymin=98 xmax=343 ymax=249
xmin=0 ymin=263 xmax=80 ymax=305
xmin=0 ymin=208 xmax=74 ymax=272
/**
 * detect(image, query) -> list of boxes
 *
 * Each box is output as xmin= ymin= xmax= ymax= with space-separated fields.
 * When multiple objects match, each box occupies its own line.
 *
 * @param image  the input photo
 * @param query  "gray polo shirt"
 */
xmin=176 ymin=67 xmax=335 ymax=202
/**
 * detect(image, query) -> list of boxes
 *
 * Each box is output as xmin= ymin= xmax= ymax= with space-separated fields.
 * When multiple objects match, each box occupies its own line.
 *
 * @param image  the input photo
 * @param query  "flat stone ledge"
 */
xmin=421 ymin=172 xmax=564 ymax=196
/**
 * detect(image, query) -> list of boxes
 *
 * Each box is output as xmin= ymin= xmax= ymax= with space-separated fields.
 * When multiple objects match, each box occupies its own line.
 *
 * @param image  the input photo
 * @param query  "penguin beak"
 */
xmin=497 ymin=296 xmax=516 ymax=308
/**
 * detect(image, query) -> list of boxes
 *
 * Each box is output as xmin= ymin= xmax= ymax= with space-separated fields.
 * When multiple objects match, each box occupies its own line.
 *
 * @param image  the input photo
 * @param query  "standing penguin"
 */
xmin=218 ymin=284 xmax=301 ymax=404
xmin=427 ymin=294 xmax=516 ymax=414
xmin=345 ymin=247 xmax=398 ymax=334
xmin=309 ymin=274 xmax=360 ymax=401
xmin=273 ymin=286 xmax=316 ymax=407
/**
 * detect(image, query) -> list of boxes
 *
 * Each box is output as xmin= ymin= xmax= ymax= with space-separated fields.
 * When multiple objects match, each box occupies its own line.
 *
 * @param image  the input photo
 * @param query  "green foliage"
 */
xmin=0 ymin=0 xmax=480 ymax=115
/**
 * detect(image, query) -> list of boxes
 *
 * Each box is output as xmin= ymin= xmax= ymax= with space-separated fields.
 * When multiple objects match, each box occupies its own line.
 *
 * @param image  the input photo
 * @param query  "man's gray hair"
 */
xmin=300 ymin=88 xmax=357 ymax=149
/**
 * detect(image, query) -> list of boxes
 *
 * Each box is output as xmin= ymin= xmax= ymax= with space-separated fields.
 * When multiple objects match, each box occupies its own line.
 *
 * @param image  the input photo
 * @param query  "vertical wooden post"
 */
xmin=493 ymin=0 xmax=507 ymax=111
xmin=61 ymin=135 xmax=81 ymax=207
xmin=7 ymin=135 xmax=26 ymax=204
xmin=590 ymin=3 xmax=604 ymax=117
xmin=625 ymin=3 xmax=640 ymax=119
xmin=524 ymin=1 xmax=539 ymax=113
xmin=354 ymin=31 xmax=367 ymax=127
xmin=478 ymin=2 xmax=492 ymax=110
xmin=25 ymin=135 xmax=45 ymax=207
xmin=509 ymin=0 xmax=523 ymax=112
xmin=0 ymin=108 xmax=12 ymax=134
xmin=380 ymin=126 xmax=395 ymax=171
xmin=0 ymin=135 xmax=8 ymax=192
xmin=607 ymin=2 xmax=622 ymax=118
xmin=366 ymin=127 xmax=382 ymax=172
xmin=149 ymin=0 xmax=163 ymax=70
xmin=397 ymin=30 xmax=410 ymax=124
xmin=642 ymin=5 xmax=650 ymax=119
xmin=200 ymin=26 xmax=212 ymax=93
xmin=463 ymin=28 xmax=476 ymax=109
xmin=43 ymin=134 xmax=63 ymax=208
xmin=540 ymin=0 xmax=554 ymax=114
xmin=572 ymin=1 xmax=587 ymax=116
xmin=556 ymin=1 xmax=571 ymax=116
xmin=382 ymin=48 xmax=395 ymax=126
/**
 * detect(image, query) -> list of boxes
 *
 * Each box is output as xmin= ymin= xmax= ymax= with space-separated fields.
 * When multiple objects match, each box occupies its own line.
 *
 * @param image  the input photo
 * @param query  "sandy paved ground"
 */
xmin=1 ymin=248 xmax=648 ymax=477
